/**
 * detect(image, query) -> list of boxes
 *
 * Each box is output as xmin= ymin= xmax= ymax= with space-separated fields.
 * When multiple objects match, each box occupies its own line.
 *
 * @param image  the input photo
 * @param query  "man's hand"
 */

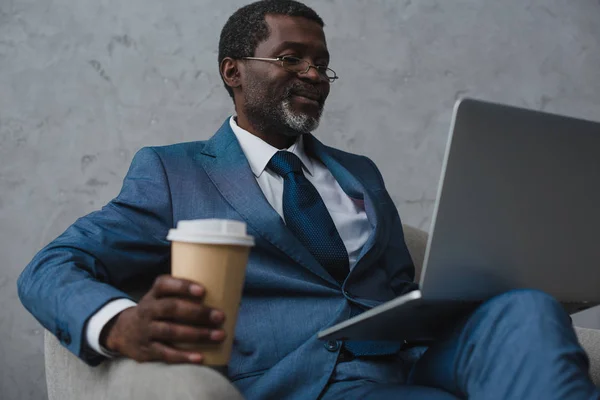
xmin=101 ymin=275 xmax=226 ymax=364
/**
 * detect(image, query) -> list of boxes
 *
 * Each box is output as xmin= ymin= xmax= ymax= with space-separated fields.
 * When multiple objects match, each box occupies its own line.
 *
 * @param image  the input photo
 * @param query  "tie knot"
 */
xmin=268 ymin=151 xmax=304 ymax=177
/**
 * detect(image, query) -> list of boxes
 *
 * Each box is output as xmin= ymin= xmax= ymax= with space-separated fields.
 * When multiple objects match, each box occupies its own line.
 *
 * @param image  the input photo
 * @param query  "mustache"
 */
xmin=286 ymin=83 xmax=325 ymax=104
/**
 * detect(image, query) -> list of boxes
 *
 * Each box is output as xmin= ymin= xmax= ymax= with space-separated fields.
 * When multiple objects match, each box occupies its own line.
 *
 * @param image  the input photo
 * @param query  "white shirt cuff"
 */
xmin=86 ymin=298 xmax=137 ymax=358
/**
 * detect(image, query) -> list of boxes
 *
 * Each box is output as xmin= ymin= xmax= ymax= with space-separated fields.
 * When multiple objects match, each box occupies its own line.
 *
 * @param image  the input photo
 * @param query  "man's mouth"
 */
xmin=291 ymin=90 xmax=322 ymax=106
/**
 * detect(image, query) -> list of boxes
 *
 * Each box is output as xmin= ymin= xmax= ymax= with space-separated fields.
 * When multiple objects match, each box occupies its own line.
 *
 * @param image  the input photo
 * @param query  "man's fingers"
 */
xmin=149 ymin=321 xmax=226 ymax=343
xmin=151 ymin=275 xmax=205 ymax=299
xmin=148 ymin=341 xmax=204 ymax=364
xmin=152 ymin=298 xmax=225 ymax=327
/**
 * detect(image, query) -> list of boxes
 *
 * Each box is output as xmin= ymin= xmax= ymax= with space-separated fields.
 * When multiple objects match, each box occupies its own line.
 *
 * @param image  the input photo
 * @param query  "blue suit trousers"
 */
xmin=322 ymin=290 xmax=599 ymax=399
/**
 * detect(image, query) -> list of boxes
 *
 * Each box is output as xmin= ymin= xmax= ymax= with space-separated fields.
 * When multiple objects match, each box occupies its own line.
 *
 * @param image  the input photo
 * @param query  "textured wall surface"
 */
xmin=1 ymin=0 xmax=600 ymax=398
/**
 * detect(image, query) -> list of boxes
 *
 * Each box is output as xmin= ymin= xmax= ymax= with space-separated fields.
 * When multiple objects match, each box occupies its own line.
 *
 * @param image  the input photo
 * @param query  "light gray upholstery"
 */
xmin=402 ymin=224 xmax=430 ymax=283
xmin=43 ymin=224 xmax=600 ymax=398
xmin=44 ymin=330 xmax=243 ymax=400
xmin=402 ymin=224 xmax=600 ymax=387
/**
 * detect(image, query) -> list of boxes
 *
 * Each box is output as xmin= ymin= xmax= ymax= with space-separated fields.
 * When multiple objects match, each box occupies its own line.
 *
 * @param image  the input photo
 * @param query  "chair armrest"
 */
xmin=575 ymin=327 xmax=600 ymax=386
xmin=44 ymin=330 xmax=243 ymax=400
xmin=402 ymin=224 xmax=428 ymax=282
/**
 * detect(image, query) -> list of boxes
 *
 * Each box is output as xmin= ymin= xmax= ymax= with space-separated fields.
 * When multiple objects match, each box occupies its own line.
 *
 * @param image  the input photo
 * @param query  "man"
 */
xmin=17 ymin=1 xmax=600 ymax=399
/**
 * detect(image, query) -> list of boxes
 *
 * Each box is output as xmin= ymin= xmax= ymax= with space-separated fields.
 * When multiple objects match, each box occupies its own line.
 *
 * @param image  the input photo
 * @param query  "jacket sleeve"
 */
xmin=17 ymin=147 xmax=173 ymax=365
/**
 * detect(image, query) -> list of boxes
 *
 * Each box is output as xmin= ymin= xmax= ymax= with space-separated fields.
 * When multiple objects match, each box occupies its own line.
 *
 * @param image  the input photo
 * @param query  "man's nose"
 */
xmin=301 ymin=65 xmax=326 ymax=83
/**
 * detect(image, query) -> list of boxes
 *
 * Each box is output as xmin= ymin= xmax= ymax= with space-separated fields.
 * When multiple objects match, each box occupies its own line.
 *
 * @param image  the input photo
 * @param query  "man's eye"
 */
xmin=281 ymin=56 xmax=302 ymax=64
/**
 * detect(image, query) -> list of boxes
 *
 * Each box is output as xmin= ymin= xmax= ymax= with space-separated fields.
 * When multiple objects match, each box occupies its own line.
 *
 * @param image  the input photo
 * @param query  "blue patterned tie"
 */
xmin=268 ymin=151 xmax=349 ymax=284
xmin=269 ymin=151 xmax=403 ymax=357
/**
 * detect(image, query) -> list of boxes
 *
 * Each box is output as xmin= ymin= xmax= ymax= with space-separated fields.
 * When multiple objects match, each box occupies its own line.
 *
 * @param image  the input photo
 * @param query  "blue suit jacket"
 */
xmin=18 ymin=119 xmax=416 ymax=399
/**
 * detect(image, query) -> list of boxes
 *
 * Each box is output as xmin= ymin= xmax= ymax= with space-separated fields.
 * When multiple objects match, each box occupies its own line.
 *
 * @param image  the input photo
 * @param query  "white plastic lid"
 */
xmin=167 ymin=219 xmax=255 ymax=246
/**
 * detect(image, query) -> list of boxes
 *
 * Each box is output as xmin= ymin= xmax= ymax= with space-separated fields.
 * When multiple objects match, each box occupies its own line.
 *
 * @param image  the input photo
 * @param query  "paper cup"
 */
xmin=167 ymin=219 xmax=254 ymax=366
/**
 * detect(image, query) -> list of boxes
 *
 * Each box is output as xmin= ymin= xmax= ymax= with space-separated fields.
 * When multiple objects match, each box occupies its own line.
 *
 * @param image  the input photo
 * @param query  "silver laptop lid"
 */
xmin=420 ymin=98 xmax=600 ymax=302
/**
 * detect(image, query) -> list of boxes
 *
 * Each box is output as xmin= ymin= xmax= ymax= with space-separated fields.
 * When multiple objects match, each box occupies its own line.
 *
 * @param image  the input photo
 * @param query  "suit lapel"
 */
xmin=195 ymin=120 xmax=338 ymax=286
xmin=304 ymin=135 xmax=390 ymax=279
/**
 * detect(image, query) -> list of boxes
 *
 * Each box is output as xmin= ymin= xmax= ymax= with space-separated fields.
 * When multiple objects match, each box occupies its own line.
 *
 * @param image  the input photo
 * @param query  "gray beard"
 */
xmin=280 ymin=98 xmax=321 ymax=135
xmin=243 ymin=85 xmax=322 ymax=137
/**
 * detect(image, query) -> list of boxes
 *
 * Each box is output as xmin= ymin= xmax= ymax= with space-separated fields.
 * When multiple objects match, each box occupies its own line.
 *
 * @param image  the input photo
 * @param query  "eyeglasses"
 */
xmin=242 ymin=56 xmax=339 ymax=83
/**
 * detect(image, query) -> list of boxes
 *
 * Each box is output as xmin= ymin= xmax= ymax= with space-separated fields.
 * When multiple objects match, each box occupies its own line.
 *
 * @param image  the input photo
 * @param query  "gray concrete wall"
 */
xmin=1 ymin=0 xmax=599 ymax=398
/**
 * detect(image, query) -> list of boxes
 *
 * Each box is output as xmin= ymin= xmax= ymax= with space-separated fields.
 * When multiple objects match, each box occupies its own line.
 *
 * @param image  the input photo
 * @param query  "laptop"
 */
xmin=318 ymin=98 xmax=600 ymax=343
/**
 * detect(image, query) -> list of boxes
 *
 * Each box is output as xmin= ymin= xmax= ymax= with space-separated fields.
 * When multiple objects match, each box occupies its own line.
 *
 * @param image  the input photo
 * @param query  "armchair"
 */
xmin=43 ymin=225 xmax=600 ymax=399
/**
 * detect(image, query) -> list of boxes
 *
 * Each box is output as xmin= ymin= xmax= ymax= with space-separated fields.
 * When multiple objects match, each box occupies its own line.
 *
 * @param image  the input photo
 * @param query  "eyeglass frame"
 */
xmin=241 ymin=56 xmax=339 ymax=83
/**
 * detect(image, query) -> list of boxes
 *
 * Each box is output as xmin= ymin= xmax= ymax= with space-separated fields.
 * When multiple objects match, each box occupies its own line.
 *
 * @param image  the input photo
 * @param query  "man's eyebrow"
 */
xmin=272 ymin=41 xmax=330 ymax=60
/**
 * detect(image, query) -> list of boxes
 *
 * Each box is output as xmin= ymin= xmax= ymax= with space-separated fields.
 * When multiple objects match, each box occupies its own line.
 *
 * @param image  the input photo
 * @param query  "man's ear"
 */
xmin=220 ymin=57 xmax=242 ymax=91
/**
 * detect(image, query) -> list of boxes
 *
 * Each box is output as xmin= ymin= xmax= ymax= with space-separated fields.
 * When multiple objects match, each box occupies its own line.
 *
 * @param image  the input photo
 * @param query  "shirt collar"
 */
xmin=229 ymin=116 xmax=314 ymax=178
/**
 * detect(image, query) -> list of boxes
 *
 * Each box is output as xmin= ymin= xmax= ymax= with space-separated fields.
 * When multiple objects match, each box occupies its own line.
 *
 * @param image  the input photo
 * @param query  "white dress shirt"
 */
xmin=86 ymin=116 xmax=372 ymax=357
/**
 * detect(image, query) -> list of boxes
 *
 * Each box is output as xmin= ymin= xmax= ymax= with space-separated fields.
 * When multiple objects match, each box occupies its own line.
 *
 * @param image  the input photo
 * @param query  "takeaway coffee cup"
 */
xmin=167 ymin=219 xmax=255 ymax=366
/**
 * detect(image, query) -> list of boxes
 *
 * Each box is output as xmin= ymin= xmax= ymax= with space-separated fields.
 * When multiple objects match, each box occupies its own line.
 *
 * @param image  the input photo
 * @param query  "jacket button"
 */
xmin=56 ymin=328 xmax=63 ymax=340
xmin=324 ymin=340 xmax=340 ymax=352
xmin=63 ymin=333 xmax=72 ymax=345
